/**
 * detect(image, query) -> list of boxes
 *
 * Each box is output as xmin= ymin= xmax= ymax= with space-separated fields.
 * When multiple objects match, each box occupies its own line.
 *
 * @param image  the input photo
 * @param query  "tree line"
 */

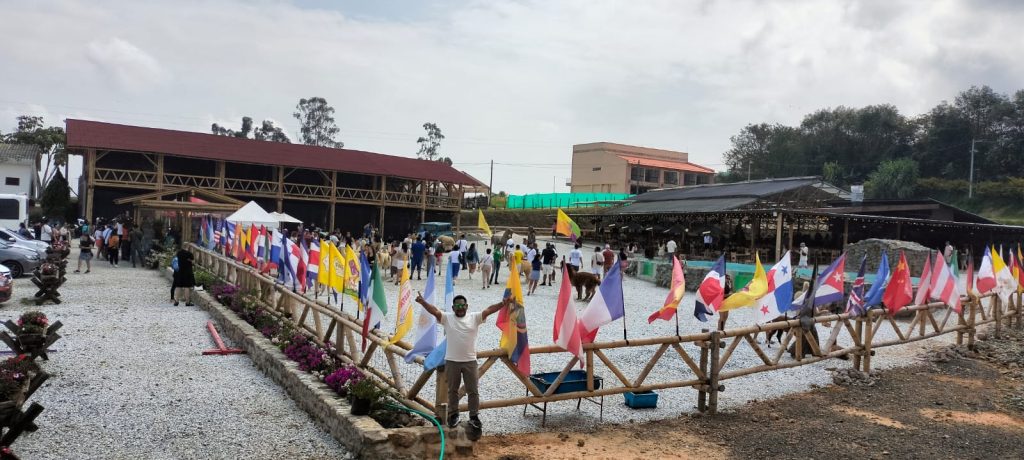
xmin=720 ymin=85 xmax=1024 ymax=200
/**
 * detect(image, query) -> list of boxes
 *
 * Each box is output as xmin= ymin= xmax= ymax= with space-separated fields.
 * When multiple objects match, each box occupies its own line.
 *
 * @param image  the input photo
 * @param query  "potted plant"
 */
xmin=0 ymin=355 xmax=38 ymax=407
xmin=348 ymin=378 xmax=382 ymax=416
xmin=15 ymin=312 xmax=48 ymax=352
xmin=325 ymin=365 xmax=364 ymax=398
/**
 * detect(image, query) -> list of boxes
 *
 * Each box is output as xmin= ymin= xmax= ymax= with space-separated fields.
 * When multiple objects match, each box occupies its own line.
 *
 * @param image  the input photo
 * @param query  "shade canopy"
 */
xmin=270 ymin=212 xmax=302 ymax=224
xmin=226 ymin=201 xmax=279 ymax=229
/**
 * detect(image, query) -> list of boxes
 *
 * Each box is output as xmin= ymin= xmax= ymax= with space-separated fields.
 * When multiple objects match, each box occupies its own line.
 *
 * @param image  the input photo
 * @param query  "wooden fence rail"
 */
xmin=187 ymin=244 xmax=1020 ymax=420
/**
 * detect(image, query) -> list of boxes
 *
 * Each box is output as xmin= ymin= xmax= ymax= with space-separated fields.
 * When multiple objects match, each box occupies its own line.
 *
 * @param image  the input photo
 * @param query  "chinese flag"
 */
xmin=883 ymin=251 xmax=913 ymax=315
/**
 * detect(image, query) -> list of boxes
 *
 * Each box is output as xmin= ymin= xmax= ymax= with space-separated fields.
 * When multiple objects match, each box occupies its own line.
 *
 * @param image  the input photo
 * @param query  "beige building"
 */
xmin=569 ymin=142 xmax=714 ymax=194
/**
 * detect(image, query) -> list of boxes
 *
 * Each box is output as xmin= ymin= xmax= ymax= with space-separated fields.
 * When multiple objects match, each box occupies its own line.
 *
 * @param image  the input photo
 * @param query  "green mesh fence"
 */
xmin=504 ymin=193 xmax=633 ymax=209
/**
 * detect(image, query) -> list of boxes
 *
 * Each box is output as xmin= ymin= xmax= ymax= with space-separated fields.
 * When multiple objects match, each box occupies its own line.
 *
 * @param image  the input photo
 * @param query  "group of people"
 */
xmin=76 ymin=219 xmax=142 ymax=273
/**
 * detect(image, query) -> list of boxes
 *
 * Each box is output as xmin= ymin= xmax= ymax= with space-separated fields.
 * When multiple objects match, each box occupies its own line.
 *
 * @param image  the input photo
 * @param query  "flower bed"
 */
xmin=208 ymin=280 xmax=423 ymax=429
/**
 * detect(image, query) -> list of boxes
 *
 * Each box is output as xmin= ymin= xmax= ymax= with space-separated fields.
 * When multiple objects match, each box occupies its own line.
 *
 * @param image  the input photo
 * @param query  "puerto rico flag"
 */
xmin=756 ymin=251 xmax=794 ymax=323
xmin=694 ymin=255 xmax=726 ymax=322
xmin=813 ymin=253 xmax=846 ymax=307
xmin=845 ymin=255 xmax=868 ymax=316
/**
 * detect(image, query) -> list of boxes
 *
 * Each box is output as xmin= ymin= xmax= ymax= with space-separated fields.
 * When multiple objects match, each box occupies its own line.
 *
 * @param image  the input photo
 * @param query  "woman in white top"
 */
xmin=591 ymin=246 xmax=604 ymax=279
xmin=798 ymin=243 xmax=809 ymax=269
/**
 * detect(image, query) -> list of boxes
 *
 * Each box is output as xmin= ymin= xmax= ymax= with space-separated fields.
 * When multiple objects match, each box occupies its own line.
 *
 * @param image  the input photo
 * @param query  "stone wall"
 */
xmin=163 ymin=269 xmax=473 ymax=459
xmin=844 ymin=239 xmax=934 ymax=275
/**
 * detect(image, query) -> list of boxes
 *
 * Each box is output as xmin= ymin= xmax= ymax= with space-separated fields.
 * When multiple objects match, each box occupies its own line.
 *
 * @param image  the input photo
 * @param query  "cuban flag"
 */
xmin=813 ymin=253 xmax=846 ymax=307
xmin=579 ymin=262 xmax=625 ymax=343
xmin=863 ymin=251 xmax=889 ymax=308
xmin=845 ymin=255 xmax=868 ymax=316
xmin=405 ymin=261 xmax=440 ymax=364
xmin=755 ymin=251 xmax=794 ymax=323
xmin=694 ymin=255 xmax=726 ymax=322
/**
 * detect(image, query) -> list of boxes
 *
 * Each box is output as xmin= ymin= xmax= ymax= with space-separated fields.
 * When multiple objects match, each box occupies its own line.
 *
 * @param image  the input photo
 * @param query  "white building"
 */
xmin=0 ymin=144 xmax=39 ymax=198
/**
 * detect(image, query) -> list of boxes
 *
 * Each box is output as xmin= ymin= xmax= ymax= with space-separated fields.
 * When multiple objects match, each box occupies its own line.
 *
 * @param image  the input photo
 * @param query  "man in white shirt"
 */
xmin=415 ymin=292 xmax=508 ymax=431
xmin=666 ymin=239 xmax=677 ymax=260
xmin=569 ymin=243 xmax=583 ymax=273
xmin=457 ymin=234 xmax=469 ymax=269
xmin=40 ymin=220 xmax=53 ymax=244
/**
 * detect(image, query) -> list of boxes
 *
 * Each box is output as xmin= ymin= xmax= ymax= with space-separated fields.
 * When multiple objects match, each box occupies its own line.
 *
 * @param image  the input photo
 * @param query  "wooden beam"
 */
xmin=216 ymin=160 xmax=226 ymax=194
xmin=843 ymin=218 xmax=849 ymax=248
xmin=329 ymin=171 xmax=337 ymax=230
xmin=155 ymin=153 xmax=164 ymax=190
xmin=85 ymin=149 xmax=96 ymax=221
xmin=276 ymin=166 xmax=284 ymax=212
xmin=775 ymin=212 xmax=783 ymax=260
xmin=420 ymin=180 xmax=427 ymax=223
xmin=379 ymin=175 xmax=387 ymax=235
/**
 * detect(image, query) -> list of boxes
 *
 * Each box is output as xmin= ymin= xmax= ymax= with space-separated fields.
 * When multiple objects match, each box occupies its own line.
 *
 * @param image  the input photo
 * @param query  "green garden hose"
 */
xmin=383 ymin=403 xmax=445 ymax=460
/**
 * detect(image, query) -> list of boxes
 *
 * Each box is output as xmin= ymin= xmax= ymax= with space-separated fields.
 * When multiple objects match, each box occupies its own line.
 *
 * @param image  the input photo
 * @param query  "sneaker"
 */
xmin=173 ymin=301 xmax=179 ymax=306
xmin=185 ymin=302 xmax=195 ymax=307
xmin=74 ymin=270 xmax=80 ymax=273
xmin=447 ymin=414 xmax=460 ymax=428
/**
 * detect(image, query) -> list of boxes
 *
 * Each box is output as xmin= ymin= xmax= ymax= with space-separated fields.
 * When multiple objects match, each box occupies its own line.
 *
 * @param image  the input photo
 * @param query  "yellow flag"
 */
xmin=343 ymin=244 xmax=361 ymax=307
xmin=719 ymin=253 xmax=769 ymax=312
xmin=478 ymin=210 xmax=492 ymax=237
xmin=329 ymin=243 xmax=346 ymax=293
xmin=318 ymin=240 xmax=330 ymax=286
xmin=390 ymin=265 xmax=413 ymax=345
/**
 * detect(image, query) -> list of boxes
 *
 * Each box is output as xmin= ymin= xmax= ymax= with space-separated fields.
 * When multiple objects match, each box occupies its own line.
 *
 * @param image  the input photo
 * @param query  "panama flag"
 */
xmin=755 ymin=251 xmax=794 ymax=323
xmin=863 ymin=251 xmax=890 ymax=308
xmin=649 ymin=256 xmax=686 ymax=323
xmin=929 ymin=252 xmax=962 ymax=313
xmin=845 ymin=255 xmax=868 ymax=316
xmin=991 ymin=246 xmax=1018 ymax=303
xmin=361 ymin=262 xmax=388 ymax=352
xmin=497 ymin=257 xmax=531 ymax=376
xmin=405 ymin=262 xmax=440 ymax=364
xmin=554 ymin=265 xmax=585 ymax=364
xmin=912 ymin=254 xmax=933 ymax=306
xmin=579 ymin=262 xmax=625 ymax=343
xmin=977 ymin=249 xmax=996 ymax=294
xmin=694 ymin=255 xmax=726 ymax=322
xmin=813 ymin=253 xmax=846 ymax=307
xmin=306 ymin=240 xmax=320 ymax=289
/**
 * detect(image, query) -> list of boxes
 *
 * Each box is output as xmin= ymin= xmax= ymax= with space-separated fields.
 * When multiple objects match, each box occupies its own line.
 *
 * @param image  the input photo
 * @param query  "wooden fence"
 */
xmin=188 ymin=243 xmax=1021 ymax=420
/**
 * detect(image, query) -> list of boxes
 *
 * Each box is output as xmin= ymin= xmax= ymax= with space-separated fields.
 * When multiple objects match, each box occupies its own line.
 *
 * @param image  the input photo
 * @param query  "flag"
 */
xmin=555 ymin=209 xmax=581 ymax=242
xmin=390 ymin=265 xmax=414 ymax=345
xmin=755 ymin=251 xmax=794 ymax=322
xmin=263 ymin=229 xmax=282 ymax=274
xmin=497 ymin=260 xmax=531 ymax=375
xmin=863 ymin=251 xmax=890 ymax=308
xmin=1014 ymin=248 xmax=1024 ymax=293
xmin=649 ymin=256 xmax=686 ymax=323
xmin=318 ymin=240 xmax=330 ymax=286
xmin=328 ymin=243 xmax=346 ymax=298
xmin=1017 ymin=246 xmax=1024 ymax=288
xmin=813 ymin=253 xmax=847 ymax=307
xmin=579 ymin=262 xmax=625 ymax=343
xmin=256 ymin=225 xmax=268 ymax=262
xmin=206 ymin=218 xmax=217 ymax=250
xmin=284 ymin=237 xmax=307 ymax=293
xmin=554 ymin=265 xmax=584 ymax=364
xmin=721 ymin=253 xmax=769 ymax=312
xmin=423 ymin=339 xmax=447 ymax=371
xmin=694 ymin=255 xmax=726 ymax=322
xmin=912 ymin=254 xmax=932 ymax=306
xmin=231 ymin=223 xmax=241 ymax=260
xmin=966 ymin=253 xmax=975 ymax=297
xmin=883 ymin=251 xmax=913 ymax=315
xmin=977 ymin=249 xmax=996 ymax=294
xmin=306 ymin=239 xmax=320 ymax=289
xmin=344 ymin=244 xmax=362 ymax=306
xmin=200 ymin=217 xmax=209 ymax=247
xmin=213 ymin=219 xmax=223 ymax=248
xmin=244 ymin=226 xmax=258 ymax=267
xmin=362 ymin=262 xmax=388 ymax=352
xmin=359 ymin=251 xmax=372 ymax=308
xmin=845 ymin=255 xmax=868 ymax=316
xmin=929 ymin=252 xmax=962 ymax=313
xmin=405 ymin=261 xmax=440 ymax=364
xmin=478 ymin=210 xmax=492 ymax=237
xmin=992 ymin=246 xmax=1018 ymax=302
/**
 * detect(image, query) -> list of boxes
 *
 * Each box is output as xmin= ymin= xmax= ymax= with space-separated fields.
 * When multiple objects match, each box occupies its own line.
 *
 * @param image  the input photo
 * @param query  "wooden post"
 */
xmin=216 ymin=160 xmax=226 ymax=194
xmin=787 ymin=215 xmax=795 ymax=254
xmin=862 ymin=315 xmax=874 ymax=373
xmin=435 ymin=365 xmax=448 ymax=420
xmin=697 ymin=328 xmax=709 ymax=412
xmin=852 ymin=316 xmax=863 ymax=370
xmin=329 ymin=171 xmax=337 ymax=230
xmin=968 ymin=298 xmax=977 ymax=350
xmin=455 ymin=184 xmax=464 ymax=235
xmin=774 ymin=212 xmax=783 ymax=260
xmin=85 ymin=148 xmax=96 ymax=221
xmin=842 ymin=218 xmax=849 ymax=248
xmin=586 ymin=349 xmax=594 ymax=391
xmin=708 ymin=330 xmax=721 ymax=414
xmin=276 ymin=166 xmax=284 ymax=212
xmin=378 ymin=175 xmax=388 ymax=236
xmin=420 ymin=180 xmax=428 ymax=223
xmin=156 ymin=153 xmax=164 ymax=190
xmin=994 ymin=296 xmax=1002 ymax=339
xmin=895 ymin=222 xmax=901 ymax=240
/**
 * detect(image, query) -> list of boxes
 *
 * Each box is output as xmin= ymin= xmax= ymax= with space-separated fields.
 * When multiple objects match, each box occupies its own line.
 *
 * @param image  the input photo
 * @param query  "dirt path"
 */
xmin=475 ymin=326 xmax=1024 ymax=459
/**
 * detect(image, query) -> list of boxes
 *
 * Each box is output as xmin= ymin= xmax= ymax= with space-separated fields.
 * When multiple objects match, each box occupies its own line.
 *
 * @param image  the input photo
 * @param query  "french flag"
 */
xmin=929 ymin=252 xmax=962 ymax=312
xmin=695 ymin=255 xmax=726 ymax=322
xmin=813 ymin=253 xmax=846 ymax=307
xmin=579 ymin=262 xmax=625 ymax=343
xmin=756 ymin=251 xmax=793 ymax=323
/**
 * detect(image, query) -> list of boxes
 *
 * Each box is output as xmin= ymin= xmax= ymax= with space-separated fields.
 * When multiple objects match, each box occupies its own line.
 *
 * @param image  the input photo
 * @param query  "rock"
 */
xmin=577 ymin=439 xmax=586 ymax=448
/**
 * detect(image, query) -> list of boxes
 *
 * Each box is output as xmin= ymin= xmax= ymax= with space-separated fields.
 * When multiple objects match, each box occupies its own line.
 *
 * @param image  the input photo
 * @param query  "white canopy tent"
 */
xmin=270 ymin=211 xmax=302 ymax=224
xmin=225 ymin=201 xmax=279 ymax=229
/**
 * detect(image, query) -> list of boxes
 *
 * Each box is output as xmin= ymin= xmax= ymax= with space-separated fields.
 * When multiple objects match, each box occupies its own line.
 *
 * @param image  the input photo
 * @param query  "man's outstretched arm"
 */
xmin=481 ymin=298 xmax=510 ymax=321
xmin=415 ymin=292 xmax=443 ymax=321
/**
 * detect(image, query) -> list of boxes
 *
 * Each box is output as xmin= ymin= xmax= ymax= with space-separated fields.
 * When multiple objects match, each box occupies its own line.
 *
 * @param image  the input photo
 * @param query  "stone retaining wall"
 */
xmin=163 ymin=269 xmax=473 ymax=458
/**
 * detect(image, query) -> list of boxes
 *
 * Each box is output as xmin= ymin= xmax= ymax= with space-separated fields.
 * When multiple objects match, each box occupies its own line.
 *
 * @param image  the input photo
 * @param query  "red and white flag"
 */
xmin=929 ymin=253 xmax=962 ymax=313
xmin=912 ymin=254 xmax=932 ymax=306
xmin=553 ymin=266 xmax=584 ymax=365
xmin=977 ymin=249 xmax=996 ymax=294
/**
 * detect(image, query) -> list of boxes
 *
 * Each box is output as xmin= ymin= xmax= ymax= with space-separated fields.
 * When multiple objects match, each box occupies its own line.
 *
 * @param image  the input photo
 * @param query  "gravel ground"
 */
xmin=363 ymin=234 xmax=959 ymax=434
xmin=3 ymin=255 xmax=350 ymax=459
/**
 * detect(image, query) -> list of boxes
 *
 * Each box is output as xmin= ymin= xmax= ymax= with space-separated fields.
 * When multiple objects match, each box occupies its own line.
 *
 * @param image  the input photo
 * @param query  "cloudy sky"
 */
xmin=2 ymin=0 xmax=1023 ymax=194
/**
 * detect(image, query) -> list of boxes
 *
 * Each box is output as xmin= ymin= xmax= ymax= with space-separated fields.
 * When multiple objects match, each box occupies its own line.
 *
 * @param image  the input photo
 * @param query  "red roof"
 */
xmin=65 ymin=119 xmax=482 ymax=186
xmin=616 ymin=154 xmax=715 ymax=174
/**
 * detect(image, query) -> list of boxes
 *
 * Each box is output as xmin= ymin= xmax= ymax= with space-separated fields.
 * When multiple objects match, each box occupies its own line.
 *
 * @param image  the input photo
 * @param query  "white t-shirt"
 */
xmin=506 ymin=238 xmax=515 ymax=250
xmin=449 ymin=248 xmax=461 ymax=264
xmin=592 ymin=252 xmax=604 ymax=268
xmin=666 ymin=240 xmax=677 ymax=253
xmin=526 ymin=248 xmax=537 ymax=264
xmin=441 ymin=311 xmax=484 ymax=362
xmin=458 ymin=239 xmax=469 ymax=252
xmin=569 ymin=249 xmax=583 ymax=267
xmin=481 ymin=256 xmax=493 ymax=269
xmin=41 ymin=224 xmax=53 ymax=242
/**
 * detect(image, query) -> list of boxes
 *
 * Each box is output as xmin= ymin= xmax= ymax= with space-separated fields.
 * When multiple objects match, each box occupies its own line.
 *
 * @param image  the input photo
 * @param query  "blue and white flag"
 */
xmin=405 ymin=259 xmax=440 ymax=364
xmin=863 ymin=251 xmax=890 ymax=308
xmin=579 ymin=262 xmax=625 ymax=342
xmin=756 ymin=251 xmax=794 ymax=323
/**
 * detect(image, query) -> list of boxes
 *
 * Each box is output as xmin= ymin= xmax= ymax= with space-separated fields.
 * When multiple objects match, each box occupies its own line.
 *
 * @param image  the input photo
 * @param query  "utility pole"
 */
xmin=747 ymin=157 xmax=752 ymax=181
xmin=968 ymin=138 xmax=976 ymax=198
xmin=488 ymin=159 xmax=493 ymax=208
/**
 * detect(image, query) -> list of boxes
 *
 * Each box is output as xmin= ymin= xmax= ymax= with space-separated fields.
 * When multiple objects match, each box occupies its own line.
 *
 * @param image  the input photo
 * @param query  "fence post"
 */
xmin=435 ymin=366 xmax=448 ymax=422
xmin=994 ymin=296 xmax=1002 ymax=339
xmin=1018 ymin=292 xmax=1022 ymax=329
xmin=697 ymin=328 xmax=709 ymax=412
xmin=968 ymin=298 xmax=978 ymax=351
xmin=852 ymin=316 xmax=863 ymax=370
xmin=708 ymin=330 xmax=721 ymax=415
xmin=862 ymin=313 xmax=874 ymax=373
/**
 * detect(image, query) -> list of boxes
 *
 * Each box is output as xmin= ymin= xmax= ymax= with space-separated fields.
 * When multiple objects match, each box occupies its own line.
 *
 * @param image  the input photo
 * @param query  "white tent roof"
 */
xmin=225 ymin=201 xmax=279 ymax=229
xmin=270 ymin=211 xmax=302 ymax=224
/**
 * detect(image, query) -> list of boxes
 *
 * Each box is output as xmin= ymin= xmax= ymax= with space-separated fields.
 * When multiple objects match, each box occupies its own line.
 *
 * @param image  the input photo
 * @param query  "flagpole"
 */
xmin=621 ymin=265 xmax=628 ymax=342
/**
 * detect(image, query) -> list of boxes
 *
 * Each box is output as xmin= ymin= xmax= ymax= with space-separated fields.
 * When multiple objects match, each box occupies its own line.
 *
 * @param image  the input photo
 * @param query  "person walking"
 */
xmin=449 ymin=246 xmax=462 ymax=280
xmin=591 ymin=246 xmax=604 ymax=281
xmin=602 ymin=244 xmax=615 ymax=277
xmin=665 ymin=238 xmax=677 ymax=261
xmin=619 ymin=247 xmax=629 ymax=272
xmin=172 ymin=247 xmax=196 ymax=306
xmin=466 ymin=243 xmax=479 ymax=280
xmin=490 ymin=245 xmax=503 ymax=286
xmin=480 ymin=248 xmax=493 ymax=289
xmin=75 ymin=232 xmax=94 ymax=273
xmin=40 ymin=219 xmax=53 ymax=245
xmin=457 ymin=234 xmax=469 ymax=270
xmin=411 ymin=236 xmax=426 ymax=280
xmin=568 ymin=243 xmax=583 ymax=274
xmin=107 ymin=230 xmax=121 ymax=267
xmin=393 ymin=242 xmax=409 ymax=285
xmin=522 ymin=244 xmax=536 ymax=281
xmin=541 ymin=243 xmax=557 ymax=286
xmin=414 ymin=292 xmax=509 ymax=431
xmin=528 ymin=253 xmax=542 ymax=295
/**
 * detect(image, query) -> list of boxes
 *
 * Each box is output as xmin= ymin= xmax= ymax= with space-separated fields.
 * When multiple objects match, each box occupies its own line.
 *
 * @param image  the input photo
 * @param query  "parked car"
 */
xmin=0 ymin=265 xmax=11 ymax=303
xmin=0 ymin=240 xmax=42 ymax=278
xmin=417 ymin=222 xmax=454 ymax=240
xmin=0 ymin=228 xmax=48 ymax=253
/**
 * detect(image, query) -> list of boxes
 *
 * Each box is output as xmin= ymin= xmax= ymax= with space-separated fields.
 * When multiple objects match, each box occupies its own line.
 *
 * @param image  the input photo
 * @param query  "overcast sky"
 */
xmin=2 ymin=0 xmax=1023 ymax=195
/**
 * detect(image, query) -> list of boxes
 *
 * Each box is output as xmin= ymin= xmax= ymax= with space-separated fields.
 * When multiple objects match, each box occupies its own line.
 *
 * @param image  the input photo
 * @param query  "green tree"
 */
xmin=865 ymin=158 xmax=919 ymax=199
xmin=293 ymin=97 xmax=342 ymax=148
xmin=416 ymin=122 xmax=446 ymax=161
xmin=254 ymin=120 xmax=290 ymax=143
xmin=212 ymin=117 xmax=290 ymax=143
xmin=40 ymin=170 xmax=72 ymax=222
xmin=822 ymin=161 xmax=844 ymax=186
xmin=2 ymin=116 xmax=66 ymax=196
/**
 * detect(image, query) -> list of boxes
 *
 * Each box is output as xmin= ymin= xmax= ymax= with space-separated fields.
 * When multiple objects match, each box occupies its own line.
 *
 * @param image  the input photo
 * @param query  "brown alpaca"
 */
xmin=566 ymin=265 xmax=600 ymax=301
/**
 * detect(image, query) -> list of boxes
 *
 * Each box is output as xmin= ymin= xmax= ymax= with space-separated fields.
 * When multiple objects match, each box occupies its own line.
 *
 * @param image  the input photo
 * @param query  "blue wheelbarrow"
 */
xmin=523 ymin=370 xmax=604 ymax=426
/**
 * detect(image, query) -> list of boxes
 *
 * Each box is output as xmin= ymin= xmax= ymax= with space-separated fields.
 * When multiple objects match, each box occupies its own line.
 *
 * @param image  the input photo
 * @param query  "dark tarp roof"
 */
xmin=631 ymin=176 xmax=824 ymax=203
xmin=610 ymin=197 xmax=758 ymax=214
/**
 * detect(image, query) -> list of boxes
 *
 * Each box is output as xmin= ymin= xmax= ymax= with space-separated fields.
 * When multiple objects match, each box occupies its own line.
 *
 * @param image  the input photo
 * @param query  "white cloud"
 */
xmin=0 ymin=0 xmax=1022 ymax=194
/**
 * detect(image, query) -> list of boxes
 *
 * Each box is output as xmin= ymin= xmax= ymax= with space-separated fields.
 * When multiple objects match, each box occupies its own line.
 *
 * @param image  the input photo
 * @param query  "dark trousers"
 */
xmin=490 ymin=263 xmax=500 ymax=284
xmin=445 ymin=360 xmax=479 ymax=422
xmin=108 ymin=247 xmax=119 ymax=265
